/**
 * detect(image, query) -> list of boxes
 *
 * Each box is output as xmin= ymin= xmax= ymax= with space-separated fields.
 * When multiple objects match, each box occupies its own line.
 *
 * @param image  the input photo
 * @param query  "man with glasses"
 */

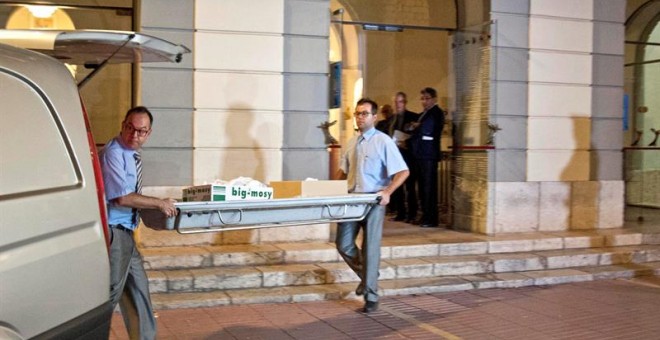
xmin=408 ymin=87 xmax=445 ymax=228
xmin=335 ymin=98 xmax=409 ymax=313
xmin=100 ymin=106 xmax=177 ymax=339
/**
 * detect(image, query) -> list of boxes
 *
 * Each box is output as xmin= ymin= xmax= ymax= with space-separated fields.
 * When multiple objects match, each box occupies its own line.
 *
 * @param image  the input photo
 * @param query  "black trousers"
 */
xmin=417 ymin=159 xmax=438 ymax=225
xmin=392 ymin=150 xmax=418 ymax=220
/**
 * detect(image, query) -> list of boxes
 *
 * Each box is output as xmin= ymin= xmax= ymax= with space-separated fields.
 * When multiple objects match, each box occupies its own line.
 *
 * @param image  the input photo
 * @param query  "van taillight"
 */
xmin=80 ymin=96 xmax=110 ymax=251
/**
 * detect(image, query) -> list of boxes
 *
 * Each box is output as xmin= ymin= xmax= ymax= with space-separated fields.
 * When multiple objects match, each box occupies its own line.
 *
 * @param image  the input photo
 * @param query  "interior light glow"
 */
xmin=26 ymin=5 xmax=57 ymax=19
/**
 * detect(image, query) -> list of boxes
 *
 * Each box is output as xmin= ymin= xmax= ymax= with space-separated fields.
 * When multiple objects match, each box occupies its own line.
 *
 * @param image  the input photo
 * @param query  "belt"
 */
xmin=110 ymin=224 xmax=134 ymax=233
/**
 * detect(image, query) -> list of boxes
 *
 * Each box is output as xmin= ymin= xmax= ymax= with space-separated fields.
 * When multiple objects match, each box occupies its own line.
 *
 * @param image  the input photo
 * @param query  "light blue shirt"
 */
xmin=99 ymin=137 xmax=140 ymax=229
xmin=340 ymin=127 xmax=408 ymax=193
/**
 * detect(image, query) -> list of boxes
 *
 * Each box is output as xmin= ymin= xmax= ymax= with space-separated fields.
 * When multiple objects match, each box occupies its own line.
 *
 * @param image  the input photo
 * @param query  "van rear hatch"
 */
xmin=0 ymin=29 xmax=190 ymax=87
xmin=0 ymin=29 xmax=189 ymax=64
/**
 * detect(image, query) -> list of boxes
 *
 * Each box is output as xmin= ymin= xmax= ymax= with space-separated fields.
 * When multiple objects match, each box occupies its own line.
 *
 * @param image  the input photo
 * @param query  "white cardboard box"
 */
xmin=182 ymin=184 xmax=273 ymax=202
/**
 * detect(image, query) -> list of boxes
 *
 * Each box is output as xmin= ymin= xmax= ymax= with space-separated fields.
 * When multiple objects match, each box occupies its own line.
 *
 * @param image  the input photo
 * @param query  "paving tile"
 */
xmin=541 ymin=249 xmax=601 ymax=269
xmin=194 ymin=266 xmax=262 ymax=290
xmin=470 ymin=287 xmax=528 ymax=301
xmin=603 ymin=232 xmax=643 ymax=246
xmin=379 ymin=277 xmax=473 ymax=295
xmin=561 ymin=233 xmax=606 ymax=249
xmin=142 ymin=246 xmax=212 ymax=270
xmin=428 ymin=255 xmax=491 ymax=276
xmin=439 ymin=290 xmax=493 ymax=308
xmin=490 ymin=253 xmax=545 ymax=272
xmin=488 ymin=239 xmax=535 ymax=253
xmin=256 ymin=264 xmax=328 ymax=287
xmin=522 ymin=268 xmax=593 ymax=285
xmin=390 ymin=243 xmax=440 ymax=258
xmin=277 ymin=242 xmax=340 ymax=263
xmin=463 ymin=272 xmax=536 ymax=289
xmin=147 ymin=270 xmax=168 ymax=293
xmin=152 ymin=291 xmax=231 ymax=309
xmin=532 ymin=237 xmax=564 ymax=251
xmin=209 ymin=244 xmax=284 ymax=266
xmin=579 ymin=263 xmax=653 ymax=280
xmin=437 ymin=241 xmax=489 ymax=256
xmin=386 ymin=257 xmax=435 ymax=278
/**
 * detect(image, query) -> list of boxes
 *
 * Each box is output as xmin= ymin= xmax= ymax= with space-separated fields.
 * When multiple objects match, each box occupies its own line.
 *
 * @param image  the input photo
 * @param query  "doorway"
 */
xmin=328 ymin=0 xmax=457 ymax=225
xmin=624 ymin=1 xmax=660 ymax=223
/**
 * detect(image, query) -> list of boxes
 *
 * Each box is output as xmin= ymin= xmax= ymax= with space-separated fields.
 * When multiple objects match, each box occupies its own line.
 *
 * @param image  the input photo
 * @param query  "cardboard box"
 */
xmin=182 ymin=184 xmax=273 ymax=202
xmin=269 ymin=180 xmax=347 ymax=199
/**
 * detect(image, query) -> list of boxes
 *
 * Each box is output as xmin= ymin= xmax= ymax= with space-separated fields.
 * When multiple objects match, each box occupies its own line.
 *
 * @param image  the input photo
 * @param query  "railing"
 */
xmin=438 ymin=151 xmax=452 ymax=215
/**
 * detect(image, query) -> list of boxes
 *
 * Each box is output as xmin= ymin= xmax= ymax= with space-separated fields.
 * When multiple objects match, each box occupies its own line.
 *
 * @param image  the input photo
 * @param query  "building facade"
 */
xmin=1 ymin=0 xmax=657 ymax=243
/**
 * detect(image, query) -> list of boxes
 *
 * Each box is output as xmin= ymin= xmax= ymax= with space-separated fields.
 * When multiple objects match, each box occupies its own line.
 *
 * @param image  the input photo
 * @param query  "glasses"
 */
xmin=124 ymin=123 xmax=150 ymax=137
xmin=354 ymin=111 xmax=374 ymax=118
xmin=420 ymin=96 xmax=433 ymax=101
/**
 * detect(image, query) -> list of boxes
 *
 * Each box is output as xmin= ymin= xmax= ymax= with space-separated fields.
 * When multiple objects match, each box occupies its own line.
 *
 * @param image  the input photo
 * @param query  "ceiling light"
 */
xmin=26 ymin=5 xmax=57 ymax=19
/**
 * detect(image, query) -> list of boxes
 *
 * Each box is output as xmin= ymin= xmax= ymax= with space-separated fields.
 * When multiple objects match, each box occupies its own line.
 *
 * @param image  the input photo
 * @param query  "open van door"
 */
xmin=0 ymin=29 xmax=190 ymax=87
xmin=0 ymin=31 xmax=189 ymax=339
xmin=0 ymin=28 xmax=191 ymax=248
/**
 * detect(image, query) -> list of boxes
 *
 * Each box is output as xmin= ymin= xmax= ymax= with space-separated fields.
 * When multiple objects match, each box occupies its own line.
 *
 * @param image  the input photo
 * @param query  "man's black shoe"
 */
xmin=389 ymin=216 xmax=406 ymax=222
xmin=363 ymin=300 xmax=379 ymax=313
xmin=420 ymin=223 xmax=438 ymax=228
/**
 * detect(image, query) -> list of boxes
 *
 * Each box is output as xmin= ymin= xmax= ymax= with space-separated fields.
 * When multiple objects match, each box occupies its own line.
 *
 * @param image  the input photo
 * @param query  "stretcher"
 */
xmin=140 ymin=194 xmax=381 ymax=234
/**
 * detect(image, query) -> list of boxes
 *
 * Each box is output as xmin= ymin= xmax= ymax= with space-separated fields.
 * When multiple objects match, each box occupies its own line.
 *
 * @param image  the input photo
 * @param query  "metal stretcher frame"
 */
xmin=140 ymin=194 xmax=381 ymax=234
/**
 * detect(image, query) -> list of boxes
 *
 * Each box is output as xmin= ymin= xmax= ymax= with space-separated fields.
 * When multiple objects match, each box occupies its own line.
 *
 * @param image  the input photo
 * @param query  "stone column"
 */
xmin=138 ymin=0 xmax=195 ymax=190
xmin=456 ymin=0 xmax=626 ymax=234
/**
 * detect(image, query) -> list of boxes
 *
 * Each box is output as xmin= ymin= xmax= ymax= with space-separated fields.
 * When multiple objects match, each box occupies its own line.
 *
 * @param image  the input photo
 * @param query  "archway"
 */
xmin=624 ymin=0 xmax=660 ymax=222
xmin=330 ymin=1 xmax=363 ymax=146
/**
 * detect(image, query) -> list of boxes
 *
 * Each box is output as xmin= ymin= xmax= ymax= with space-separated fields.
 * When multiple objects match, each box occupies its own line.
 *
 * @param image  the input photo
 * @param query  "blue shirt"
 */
xmin=340 ymin=127 xmax=408 ymax=193
xmin=99 ymin=137 xmax=140 ymax=229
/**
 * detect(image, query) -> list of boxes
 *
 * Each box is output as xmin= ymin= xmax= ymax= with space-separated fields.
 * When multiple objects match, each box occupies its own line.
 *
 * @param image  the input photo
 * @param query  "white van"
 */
xmin=0 ymin=30 xmax=188 ymax=339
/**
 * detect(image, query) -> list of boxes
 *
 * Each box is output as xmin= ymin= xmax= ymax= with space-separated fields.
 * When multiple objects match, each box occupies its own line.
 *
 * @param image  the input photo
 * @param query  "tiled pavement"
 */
xmin=110 ymin=276 xmax=660 ymax=339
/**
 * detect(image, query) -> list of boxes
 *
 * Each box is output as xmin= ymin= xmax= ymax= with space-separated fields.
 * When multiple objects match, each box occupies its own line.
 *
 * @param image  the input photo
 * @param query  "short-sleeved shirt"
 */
xmin=340 ymin=127 xmax=408 ymax=193
xmin=99 ymin=137 xmax=140 ymax=229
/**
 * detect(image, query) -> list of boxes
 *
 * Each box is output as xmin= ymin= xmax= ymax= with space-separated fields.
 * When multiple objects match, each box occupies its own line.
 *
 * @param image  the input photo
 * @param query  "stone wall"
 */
xmin=452 ymin=0 xmax=627 ymax=234
xmin=138 ymin=0 xmax=334 ymax=246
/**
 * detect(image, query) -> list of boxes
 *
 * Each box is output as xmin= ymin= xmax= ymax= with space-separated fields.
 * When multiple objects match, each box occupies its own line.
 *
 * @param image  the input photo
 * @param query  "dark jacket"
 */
xmin=393 ymin=110 xmax=419 ymax=135
xmin=375 ymin=115 xmax=396 ymax=136
xmin=409 ymin=104 xmax=445 ymax=161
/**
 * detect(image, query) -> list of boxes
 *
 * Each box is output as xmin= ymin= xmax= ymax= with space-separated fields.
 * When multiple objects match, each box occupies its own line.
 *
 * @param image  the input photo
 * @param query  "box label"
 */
xmin=183 ymin=184 xmax=273 ymax=202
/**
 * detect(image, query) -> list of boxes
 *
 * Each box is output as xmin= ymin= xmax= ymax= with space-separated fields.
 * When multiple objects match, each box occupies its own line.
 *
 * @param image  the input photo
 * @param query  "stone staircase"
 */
xmin=142 ymin=222 xmax=660 ymax=309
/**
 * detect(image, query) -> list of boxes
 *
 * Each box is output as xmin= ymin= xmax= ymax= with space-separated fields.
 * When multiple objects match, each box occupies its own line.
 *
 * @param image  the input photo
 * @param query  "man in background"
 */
xmin=408 ymin=88 xmax=445 ymax=228
xmin=375 ymin=103 xmax=395 ymax=135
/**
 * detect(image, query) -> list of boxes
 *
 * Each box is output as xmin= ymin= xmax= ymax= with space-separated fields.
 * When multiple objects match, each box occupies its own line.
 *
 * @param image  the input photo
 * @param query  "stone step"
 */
xmin=150 ymin=263 xmax=660 ymax=309
xmin=141 ymin=228 xmax=660 ymax=270
xmin=146 ymin=245 xmax=660 ymax=294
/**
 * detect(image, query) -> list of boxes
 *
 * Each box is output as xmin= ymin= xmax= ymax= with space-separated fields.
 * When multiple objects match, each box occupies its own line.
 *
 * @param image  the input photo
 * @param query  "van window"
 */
xmin=0 ymin=71 xmax=80 ymax=198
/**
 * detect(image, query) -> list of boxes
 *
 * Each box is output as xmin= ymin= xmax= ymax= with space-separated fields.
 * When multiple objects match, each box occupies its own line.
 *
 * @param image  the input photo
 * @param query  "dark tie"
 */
xmin=133 ymin=152 xmax=143 ymax=225
xmin=134 ymin=152 xmax=143 ymax=194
